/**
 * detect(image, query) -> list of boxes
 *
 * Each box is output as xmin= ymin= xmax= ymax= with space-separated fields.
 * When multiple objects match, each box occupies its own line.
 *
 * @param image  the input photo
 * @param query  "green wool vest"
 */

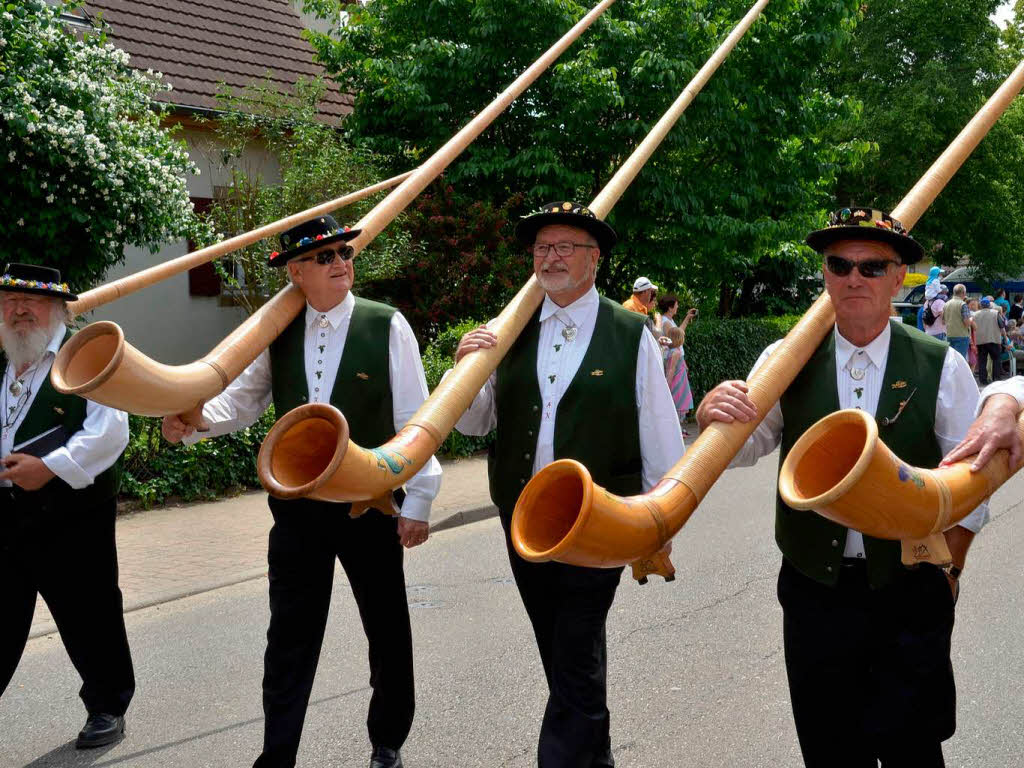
xmin=776 ymin=322 xmax=947 ymax=589
xmin=2 ymin=330 xmax=121 ymax=507
xmin=269 ymin=296 xmax=396 ymax=448
xmin=489 ymin=296 xmax=646 ymax=513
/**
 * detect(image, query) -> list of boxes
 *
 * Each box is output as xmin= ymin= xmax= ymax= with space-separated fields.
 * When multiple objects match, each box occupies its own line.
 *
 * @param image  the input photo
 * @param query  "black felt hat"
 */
xmin=0 ymin=263 xmax=77 ymax=301
xmin=806 ymin=206 xmax=924 ymax=265
xmin=268 ymin=215 xmax=361 ymax=267
xmin=514 ymin=201 xmax=617 ymax=256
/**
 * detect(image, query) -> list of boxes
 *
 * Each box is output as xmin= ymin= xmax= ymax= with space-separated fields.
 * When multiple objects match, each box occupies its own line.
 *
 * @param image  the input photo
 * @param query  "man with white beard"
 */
xmin=0 ymin=263 xmax=133 ymax=749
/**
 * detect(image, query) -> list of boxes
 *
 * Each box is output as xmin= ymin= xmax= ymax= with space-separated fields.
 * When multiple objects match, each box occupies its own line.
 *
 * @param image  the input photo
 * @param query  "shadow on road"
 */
xmin=19 ymin=686 xmax=370 ymax=767
xmin=22 ymin=739 xmax=118 ymax=768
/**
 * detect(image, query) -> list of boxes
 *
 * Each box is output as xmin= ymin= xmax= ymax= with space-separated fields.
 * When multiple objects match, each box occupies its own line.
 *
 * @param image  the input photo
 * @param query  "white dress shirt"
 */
xmin=453 ymin=286 xmax=685 ymax=492
xmin=731 ymin=323 xmax=989 ymax=557
xmin=185 ymin=292 xmax=442 ymax=522
xmin=1 ymin=322 xmax=129 ymax=489
xmin=977 ymin=375 xmax=1024 ymax=412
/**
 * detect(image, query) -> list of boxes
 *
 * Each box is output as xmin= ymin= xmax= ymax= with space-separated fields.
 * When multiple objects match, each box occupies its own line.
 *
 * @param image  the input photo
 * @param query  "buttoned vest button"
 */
xmin=532 ymin=405 xmax=539 ymax=412
xmin=524 ymin=453 xmax=531 ymax=460
xmin=831 ymin=539 xmax=839 ymax=548
xmin=826 ymin=565 xmax=833 ymax=573
xmin=519 ymin=478 xmax=526 ymax=485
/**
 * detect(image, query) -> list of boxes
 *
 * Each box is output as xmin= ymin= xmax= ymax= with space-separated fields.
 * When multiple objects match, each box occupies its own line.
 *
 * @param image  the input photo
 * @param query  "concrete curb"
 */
xmin=28 ymin=504 xmax=499 ymax=640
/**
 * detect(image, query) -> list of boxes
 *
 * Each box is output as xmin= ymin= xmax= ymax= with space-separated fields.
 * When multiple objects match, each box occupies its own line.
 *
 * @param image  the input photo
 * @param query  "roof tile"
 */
xmin=84 ymin=0 xmax=350 ymax=123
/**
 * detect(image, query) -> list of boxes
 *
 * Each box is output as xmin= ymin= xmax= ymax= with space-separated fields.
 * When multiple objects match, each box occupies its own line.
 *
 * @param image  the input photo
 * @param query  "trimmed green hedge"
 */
xmin=684 ymin=315 xmax=801 ymax=406
xmin=120 ymin=409 xmax=277 ymax=508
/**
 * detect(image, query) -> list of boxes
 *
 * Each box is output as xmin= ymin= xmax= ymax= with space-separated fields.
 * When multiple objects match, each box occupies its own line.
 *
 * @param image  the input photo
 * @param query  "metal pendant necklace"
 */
xmin=553 ymin=312 xmax=577 ymax=342
xmin=7 ymin=361 xmax=37 ymax=398
xmin=1 ymin=365 xmax=37 ymax=439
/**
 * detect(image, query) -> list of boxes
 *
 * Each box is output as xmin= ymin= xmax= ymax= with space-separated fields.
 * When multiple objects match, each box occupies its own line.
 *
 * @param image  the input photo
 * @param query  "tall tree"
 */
xmin=825 ymin=0 xmax=1024 ymax=275
xmin=304 ymin=0 xmax=869 ymax=315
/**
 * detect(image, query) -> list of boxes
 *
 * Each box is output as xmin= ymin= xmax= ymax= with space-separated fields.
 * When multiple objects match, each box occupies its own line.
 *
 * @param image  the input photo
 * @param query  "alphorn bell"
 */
xmin=256 ymin=0 xmax=774 ymax=546
xmin=510 ymin=59 xmax=1024 ymax=576
xmin=777 ymin=407 xmax=1024 ymax=549
xmin=51 ymin=0 xmax=620 ymax=422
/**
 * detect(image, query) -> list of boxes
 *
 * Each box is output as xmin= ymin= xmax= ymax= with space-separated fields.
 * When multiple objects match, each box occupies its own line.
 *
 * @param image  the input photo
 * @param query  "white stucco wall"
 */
xmin=85 ymin=124 xmax=282 ymax=364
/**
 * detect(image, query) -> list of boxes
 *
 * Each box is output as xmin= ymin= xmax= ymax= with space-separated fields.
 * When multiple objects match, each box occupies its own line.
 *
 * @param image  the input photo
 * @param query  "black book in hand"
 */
xmin=11 ymin=425 xmax=71 ymax=459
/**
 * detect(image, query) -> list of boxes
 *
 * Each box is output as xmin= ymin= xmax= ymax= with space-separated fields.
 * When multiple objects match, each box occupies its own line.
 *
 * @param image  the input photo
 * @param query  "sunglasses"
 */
xmin=296 ymin=245 xmax=355 ymax=265
xmin=824 ymin=255 xmax=898 ymax=279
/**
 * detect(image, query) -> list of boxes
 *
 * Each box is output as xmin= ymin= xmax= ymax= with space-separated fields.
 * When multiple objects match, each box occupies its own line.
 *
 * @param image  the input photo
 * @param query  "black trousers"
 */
xmin=778 ymin=558 xmax=955 ymax=768
xmin=499 ymin=508 xmax=623 ymax=768
xmin=977 ymin=342 xmax=1003 ymax=385
xmin=0 ymin=493 xmax=135 ymax=717
xmin=253 ymin=497 xmax=414 ymax=768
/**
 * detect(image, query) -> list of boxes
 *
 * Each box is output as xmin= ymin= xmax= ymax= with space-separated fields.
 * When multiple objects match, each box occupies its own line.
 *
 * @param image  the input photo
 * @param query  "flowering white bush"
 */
xmin=0 ymin=0 xmax=204 ymax=287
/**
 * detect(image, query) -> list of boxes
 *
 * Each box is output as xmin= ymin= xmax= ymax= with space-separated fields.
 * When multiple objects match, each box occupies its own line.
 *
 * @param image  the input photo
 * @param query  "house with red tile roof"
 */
xmin=66 ymin=0 xmax=351 ymax=363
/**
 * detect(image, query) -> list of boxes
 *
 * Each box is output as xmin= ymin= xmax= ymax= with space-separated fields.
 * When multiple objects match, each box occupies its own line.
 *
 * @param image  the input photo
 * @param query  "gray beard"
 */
xmin=0 ymin=321 xmax=55 ymax=375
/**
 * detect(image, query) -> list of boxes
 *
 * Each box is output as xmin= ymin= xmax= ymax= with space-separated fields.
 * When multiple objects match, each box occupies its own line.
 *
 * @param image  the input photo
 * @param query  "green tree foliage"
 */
xmin=825 ymin=0 xmax=1024 ymax=275
xmin=0 ymin=0 xmax=202 ymax=288
xmin=200 ymin=80 xmax=420 ymax=314
xmin=364 ymin=184 xmax=531 ymax=337
xmin=303 ymin=0 xmax=871 ymax=315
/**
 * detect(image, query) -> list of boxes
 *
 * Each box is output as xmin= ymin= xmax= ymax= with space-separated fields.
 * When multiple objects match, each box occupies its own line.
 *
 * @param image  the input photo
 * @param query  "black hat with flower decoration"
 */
xmin=0 ymin=263 xmax=77 ymax=301
xmin=268 ymin=215 xmax=362 ymax=268
xmin=806 ymin=206 xmax=924 ymax=265
xmin=515 ymin=201 xmax=618 ymax=257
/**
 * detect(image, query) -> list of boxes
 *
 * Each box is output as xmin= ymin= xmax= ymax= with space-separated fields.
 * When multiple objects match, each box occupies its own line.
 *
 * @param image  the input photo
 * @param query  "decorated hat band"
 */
xmin=514 ymin=199 xmax=618 ymax=255
xmin=828 ymin=207 xmax=908 ymax=235
xmin=270 ymin=226 xmax=353 ymax=261
xmin=0 ymin=275 xmax=72 ymax=294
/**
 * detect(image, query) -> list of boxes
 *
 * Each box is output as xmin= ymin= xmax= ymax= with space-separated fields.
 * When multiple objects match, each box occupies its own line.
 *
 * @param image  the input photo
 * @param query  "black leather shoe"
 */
xmin=369 ymin=746 xmax=403 ymax=768
xmin=75 ymin=713 xmax=125 ymax=749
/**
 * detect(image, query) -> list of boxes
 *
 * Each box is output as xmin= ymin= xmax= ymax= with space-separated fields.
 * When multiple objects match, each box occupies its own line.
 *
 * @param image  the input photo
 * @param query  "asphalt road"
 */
xmin=4 ymin=455 xmax=1024 ymax=768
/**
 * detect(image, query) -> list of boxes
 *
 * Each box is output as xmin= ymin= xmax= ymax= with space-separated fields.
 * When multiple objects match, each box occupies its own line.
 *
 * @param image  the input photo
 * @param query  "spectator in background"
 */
xmin=1009 ymin=294 xmax=1024 ymax=322
xmin=622 ymin=277 xmax=657 ymax=320
xmin=654 ymin=295 xmax=697 ymax=432
xmin=942 ymin=283 xmax=973 ymax=361
xmin=995 ymin=288 xmax=1011 ymax=316
xmin=974 ymin=297 xmax=1004 ymax=385
xmin=922 ymin=284 xmax=948 ymax=342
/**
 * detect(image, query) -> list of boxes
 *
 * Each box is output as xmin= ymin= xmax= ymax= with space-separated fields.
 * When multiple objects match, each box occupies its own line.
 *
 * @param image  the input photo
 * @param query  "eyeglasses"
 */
xmin=824 ymin=255 xmax=899 ymax=279
xmin=296 ymin=245 xmax=355 ymax=265
xmin=532 ymin=242 xmax=599 ymax=259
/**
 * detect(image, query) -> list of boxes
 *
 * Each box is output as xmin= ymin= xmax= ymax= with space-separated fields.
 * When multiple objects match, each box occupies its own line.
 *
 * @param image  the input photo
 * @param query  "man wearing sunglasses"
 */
xmin=162 ymin=215 xmax=441 ymax=768
xmin=451 ymin=201 xmax=683 ymax=768
xmin=696 ymin=207 xmax=986 ymax=767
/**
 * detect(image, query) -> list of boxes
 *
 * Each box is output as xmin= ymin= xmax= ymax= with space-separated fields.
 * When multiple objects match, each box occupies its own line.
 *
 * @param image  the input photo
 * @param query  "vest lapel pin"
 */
xmin=891 ymin=380 xmax=908 ymax=389
xmin=357 ymin=372 xmax=370 ymax=380
xmin=880 ymin=387 xmax=918 ymax=426
xmin=591 ymin=369 xmax=604 ymax=377
xmin=53 ymin=407 xmax=64 ymax=415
